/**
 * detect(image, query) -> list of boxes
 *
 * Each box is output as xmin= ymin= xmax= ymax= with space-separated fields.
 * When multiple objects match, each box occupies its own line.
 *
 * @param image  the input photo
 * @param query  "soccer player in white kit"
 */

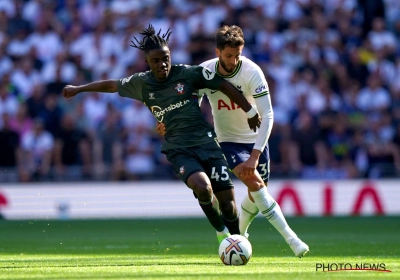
xmin=158 ymin=25 xmax=309 ymax=257
xmin=200 ymin=25 xmax=309 ymax=257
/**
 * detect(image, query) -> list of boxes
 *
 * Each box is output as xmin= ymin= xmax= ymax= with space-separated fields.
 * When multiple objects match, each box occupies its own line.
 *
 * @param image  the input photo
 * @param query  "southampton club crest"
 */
xmin=175 ymin=83 xmax=185 ymax=95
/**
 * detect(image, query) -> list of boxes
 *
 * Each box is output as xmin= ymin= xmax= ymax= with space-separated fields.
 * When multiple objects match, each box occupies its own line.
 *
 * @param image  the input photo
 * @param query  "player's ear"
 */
xmin=215 ymin=48 xmax=220 ymax=57
xmin=144 ymin=57 xmax=149 ymax=65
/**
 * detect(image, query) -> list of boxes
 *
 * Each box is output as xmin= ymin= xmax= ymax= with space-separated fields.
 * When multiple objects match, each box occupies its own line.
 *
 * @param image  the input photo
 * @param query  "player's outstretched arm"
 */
xmin=218 ymin=80 xmax=261 ymax=132
xmin=62 ymin=80 xmax=119 ymax=98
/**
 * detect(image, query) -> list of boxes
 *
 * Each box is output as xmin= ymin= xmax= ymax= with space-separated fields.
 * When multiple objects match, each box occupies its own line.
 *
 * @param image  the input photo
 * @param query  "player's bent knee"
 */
xmin=192 ymin=184 xmax=213 ymax=199
xmin=187 ymin=172 xmax=210 ymax=188
xmin=242 ymin=176 xmax=264 ymax=191
xmin=187 ymin=173 xmax=213 ymax=199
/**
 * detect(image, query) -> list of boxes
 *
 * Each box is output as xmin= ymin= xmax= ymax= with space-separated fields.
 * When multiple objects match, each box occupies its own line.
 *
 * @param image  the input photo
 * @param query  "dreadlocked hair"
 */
xmin=130 ymin=24 xmax=172 ymax=54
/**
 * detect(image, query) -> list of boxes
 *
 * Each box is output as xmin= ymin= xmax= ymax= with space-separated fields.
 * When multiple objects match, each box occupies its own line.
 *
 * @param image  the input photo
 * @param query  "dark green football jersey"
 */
xmin=117 ymin=65 xmax=224 ymax=151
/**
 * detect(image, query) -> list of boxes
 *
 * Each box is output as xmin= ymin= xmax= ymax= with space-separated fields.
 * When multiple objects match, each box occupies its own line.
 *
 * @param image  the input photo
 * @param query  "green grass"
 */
xmin=0 ymin=216 xmax=399 ymax=279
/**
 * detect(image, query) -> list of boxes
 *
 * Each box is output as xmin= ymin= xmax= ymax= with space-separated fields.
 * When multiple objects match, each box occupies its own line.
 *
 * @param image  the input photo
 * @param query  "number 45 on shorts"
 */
xmin=211 ymin=166 xmax=230 ymax=181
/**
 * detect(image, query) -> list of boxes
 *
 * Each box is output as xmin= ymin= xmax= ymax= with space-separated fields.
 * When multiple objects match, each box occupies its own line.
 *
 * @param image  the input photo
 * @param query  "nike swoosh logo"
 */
xmin=229 ymin=250 xmax=237 ymax=264
xmin=210 ymin=90 xmax=217 ymax=94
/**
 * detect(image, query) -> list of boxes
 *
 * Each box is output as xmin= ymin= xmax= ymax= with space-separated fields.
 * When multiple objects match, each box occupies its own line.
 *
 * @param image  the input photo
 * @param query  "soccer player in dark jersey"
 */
xmin=62 ymin=24 xmax=261 ymax=244
xmin=157 ymin=25 xmax=309 ymax=257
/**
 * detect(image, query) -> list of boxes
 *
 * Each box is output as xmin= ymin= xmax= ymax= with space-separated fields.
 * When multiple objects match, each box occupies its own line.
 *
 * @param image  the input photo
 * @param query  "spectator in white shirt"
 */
xmin=255 ymin=18 xmax=285 ymax=54
xmin=20 ymin=118 xmax=54 ymax=181
xmin=7 ymin=29 xmax=31 ymax=60
xmin=357 ymin=75 xmax=391 ymax=113
xmin=26 ymin=19 xmax=63 ymax=63
xmin=41 ymin=51 xmax=77 ymax=83
xmin=255 ymin=0 xmax=303 ymax=22
xmin=10 ymin=56 xmax=42 ymax=100
xmin=79 ymin=0 xmax=106 ymax=30
xmin=0 ymin=84 xmax=19 ymax=126
xmin=368 ymin=17 xmax=397 ymax=55
xmin=78 ymin=24 xmax=117 ymax=71
xmin=0 ymin=46 xmax=13 ymax=77
xmin=367 ymin=49 xmax=396 ymax=87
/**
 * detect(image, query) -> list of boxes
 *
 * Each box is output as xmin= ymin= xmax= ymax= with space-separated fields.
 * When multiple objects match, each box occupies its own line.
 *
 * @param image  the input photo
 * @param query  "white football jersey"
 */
xmin=199 ymin=56 xmax=272 ymax=149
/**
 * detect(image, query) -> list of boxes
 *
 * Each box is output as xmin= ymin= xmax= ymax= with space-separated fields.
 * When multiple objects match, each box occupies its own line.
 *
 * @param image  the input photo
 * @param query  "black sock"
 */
xmin=198 ymin=196 xmax=225 ymax=232
xmin=222 ymin=215 xmax=240 ymax=235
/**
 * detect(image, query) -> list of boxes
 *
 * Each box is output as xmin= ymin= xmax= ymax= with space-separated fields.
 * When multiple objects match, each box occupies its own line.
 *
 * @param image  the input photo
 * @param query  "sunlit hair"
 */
xmin=130 ymin=24 xmax=172 ymax=54
xmin=215 ymin=25 xmax=245 ymax=50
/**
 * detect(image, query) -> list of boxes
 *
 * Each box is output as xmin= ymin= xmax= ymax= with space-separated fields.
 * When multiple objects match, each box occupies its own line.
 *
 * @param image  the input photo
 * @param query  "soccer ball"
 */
xmin=218 ymin=234 xmax=252 ymax=265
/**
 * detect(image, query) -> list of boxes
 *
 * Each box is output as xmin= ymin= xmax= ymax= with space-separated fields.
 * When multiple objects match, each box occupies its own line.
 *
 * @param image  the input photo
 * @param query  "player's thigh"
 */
xmin=164 ymin=148 xmax=206 ymax=187
xmin=186 ymin=171 xmax=214 ymax=201
xmin=231 ymin=165 xmax=264 ymax=192
xmin=256 ymin=147 xmax=270 ymax=183
xmin=196 ymin=141 xmax=234 ymax=194
xmin=220 ymin=142 xmax=270 ymax=183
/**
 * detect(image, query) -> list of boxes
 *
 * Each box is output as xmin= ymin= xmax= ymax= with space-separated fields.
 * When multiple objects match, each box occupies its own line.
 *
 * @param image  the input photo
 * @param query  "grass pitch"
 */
xmin=0 ymin=216 xmax=399 ymax=279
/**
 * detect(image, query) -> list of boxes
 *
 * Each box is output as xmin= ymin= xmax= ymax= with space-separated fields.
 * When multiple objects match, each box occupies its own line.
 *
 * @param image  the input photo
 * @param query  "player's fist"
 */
xmin=247 ymin=113 xmax=261 ymax=132
xmin=62 ymin=85 xmax=80 ymax=98
xmin=155 ymin=122 xmax=166 ymax=136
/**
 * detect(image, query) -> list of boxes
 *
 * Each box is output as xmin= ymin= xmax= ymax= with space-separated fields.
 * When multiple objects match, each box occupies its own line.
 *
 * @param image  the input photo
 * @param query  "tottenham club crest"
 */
xmin=179 ymin=166 xmax=185 ymax=175
xmin=175 ymin=83 xmax=185 ymax=95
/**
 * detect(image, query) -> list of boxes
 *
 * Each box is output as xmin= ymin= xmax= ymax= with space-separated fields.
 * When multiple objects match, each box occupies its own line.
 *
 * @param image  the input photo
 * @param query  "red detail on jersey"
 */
xmin=175 ymin=83 xmax=185 ymax=95
xmin=217 ymin=100 xmax=241 ymax=110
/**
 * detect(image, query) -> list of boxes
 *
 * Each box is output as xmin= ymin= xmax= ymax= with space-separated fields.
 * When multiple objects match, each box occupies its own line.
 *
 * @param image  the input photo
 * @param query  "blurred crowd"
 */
xmin=0 ymin=0 xmax=399 ymax=182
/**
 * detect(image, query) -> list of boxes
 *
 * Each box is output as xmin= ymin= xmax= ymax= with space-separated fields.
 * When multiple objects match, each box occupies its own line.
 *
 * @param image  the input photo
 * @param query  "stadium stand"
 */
xmin=0 ymin=0 xmax=399 ymax=182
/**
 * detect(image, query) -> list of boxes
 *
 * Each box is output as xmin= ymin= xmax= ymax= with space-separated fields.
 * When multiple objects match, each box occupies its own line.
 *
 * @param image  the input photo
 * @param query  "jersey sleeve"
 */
xmin=187 ymin=66 xmax=223 ymax=90
xmin=116 ymin=73 xmax=144 ymax=102
xmin=248 ymin=66 xmax=274 ymax=151
xmin=248 ymin=66 xmax=269 ymax=98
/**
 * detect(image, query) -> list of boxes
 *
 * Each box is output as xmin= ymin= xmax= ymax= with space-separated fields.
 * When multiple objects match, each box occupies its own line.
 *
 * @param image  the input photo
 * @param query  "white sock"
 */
xmin=239 ymin=194 xmax=259 ymax=236
xmin=216 ymin=226 xmax=230 ymax=235
xmin=250 ymin=186 xmax=297 ymax=241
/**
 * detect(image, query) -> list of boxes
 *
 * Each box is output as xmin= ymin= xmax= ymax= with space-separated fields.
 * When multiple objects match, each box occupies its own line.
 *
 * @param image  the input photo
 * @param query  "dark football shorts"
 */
xmin=164 ymin=139 xmax=234 ymax=194
xmin=219 ymin=142 xmax=270 ymax=183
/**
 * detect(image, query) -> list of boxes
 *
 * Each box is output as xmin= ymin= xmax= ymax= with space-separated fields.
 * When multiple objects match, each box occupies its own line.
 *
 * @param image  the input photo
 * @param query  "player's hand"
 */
xmin=62 ymin=85 xmax=80 ymax=98
xmin=247 ymin=113 xmax=261 ymax=132
xmin=239 ymin=157 xmax=258 ymax=179
xmin=155 ymin=122 xmax=166 ymax=136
